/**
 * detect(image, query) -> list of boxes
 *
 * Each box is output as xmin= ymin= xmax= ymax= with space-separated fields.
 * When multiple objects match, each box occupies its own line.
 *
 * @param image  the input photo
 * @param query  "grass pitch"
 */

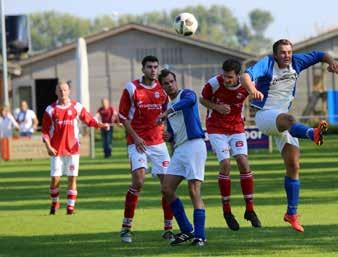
xmin=0 ymin=135 xmax=337 ymax=257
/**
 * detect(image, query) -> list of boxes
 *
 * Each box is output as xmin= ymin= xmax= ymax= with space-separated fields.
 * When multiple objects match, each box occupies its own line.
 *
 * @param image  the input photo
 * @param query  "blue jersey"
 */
xmin=166 ymin=89 xmax=204 ymax=147
xmin=245 ymin=51 xmax=325 ymax=111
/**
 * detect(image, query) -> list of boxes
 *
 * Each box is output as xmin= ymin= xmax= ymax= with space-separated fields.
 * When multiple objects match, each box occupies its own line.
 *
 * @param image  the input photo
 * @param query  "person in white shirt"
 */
xmin=0 ymin=106 xmax=19 ymax=138
xmin=16 ymin=101 xmax=38 ymax=137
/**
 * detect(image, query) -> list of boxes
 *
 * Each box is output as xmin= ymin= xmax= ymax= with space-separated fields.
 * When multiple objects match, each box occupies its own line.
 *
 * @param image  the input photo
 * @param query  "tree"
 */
xmin=249 ymin=9 xmax=273 ymax=36
xmin=30 ymin=11 xmax=91 ymax=52
xmin=28 ymin=6 xmax=274 ymax=54
xmin=246 ymin=9 xmax=274 ymax=54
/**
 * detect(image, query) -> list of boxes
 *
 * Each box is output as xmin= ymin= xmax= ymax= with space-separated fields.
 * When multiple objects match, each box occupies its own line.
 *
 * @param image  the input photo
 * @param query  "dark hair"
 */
xmin=158 ymin=69 xmax=176 ymax=84
xmin=273 ymin=39 xmax=293 ymax=55
xmin=141 ymin=55 xmax=159 ymax=67
xmin=222 ymin=59 xmax=242 ymax=74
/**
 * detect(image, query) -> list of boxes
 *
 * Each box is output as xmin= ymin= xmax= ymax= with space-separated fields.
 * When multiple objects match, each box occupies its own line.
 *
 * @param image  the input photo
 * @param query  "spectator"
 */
xmin=0 ymin=106 xmax=19 ymax=138
xmin=96 ymin=98 xmax=119 ymax=158
xmin=16 ymin=100 xmax=38 ymax=137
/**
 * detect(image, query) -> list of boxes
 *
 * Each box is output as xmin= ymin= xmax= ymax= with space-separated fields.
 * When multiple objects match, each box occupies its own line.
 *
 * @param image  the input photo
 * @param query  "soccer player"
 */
xmin=200 ymin=59 xmax=261 ymax=231
xmin=158 ymin=69 xmax=207 ymax=247
xmin=118 ymin=56 xmax=173 ymax=243
xmin=240 ymin=39 xmax=338 ymax=232
xmin=42 ymin=80 xmax=108 ymax=215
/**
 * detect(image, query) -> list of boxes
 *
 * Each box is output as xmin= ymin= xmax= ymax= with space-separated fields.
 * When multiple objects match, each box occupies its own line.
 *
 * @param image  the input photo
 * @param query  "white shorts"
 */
xmin=209 ymin=133 xmax=247 ymax=162
xmin=128 ymin=142 xmax=170 ymax=176
xmin=255 ymin=109 xmax=299 ymax=152
xmin=50 ymin=155 xmax=80 ymax=177
xmin=167 ymin=139 xmax=207 ymax=181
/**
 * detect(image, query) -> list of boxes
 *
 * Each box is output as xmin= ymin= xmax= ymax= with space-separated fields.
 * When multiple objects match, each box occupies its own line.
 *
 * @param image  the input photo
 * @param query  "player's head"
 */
xmin=55 ymin=80 xmax=71 ymax=102
xmin=221 ymin=59 xmax=241 ymax=87
xmin=141 ymin=55 xmax=159 ymax=81
xmin=159 ymin=69 xmax=178 ymax=98
xmin=273 ymin=39 xmax=293 ymax=68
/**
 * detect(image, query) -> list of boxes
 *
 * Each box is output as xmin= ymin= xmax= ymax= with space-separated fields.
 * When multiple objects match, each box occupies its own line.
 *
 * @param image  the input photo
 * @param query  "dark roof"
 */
xmin=294 ymin=27 xmax=338 ymax=51
xmin=19 ymin=23 xmax=256 ymax=66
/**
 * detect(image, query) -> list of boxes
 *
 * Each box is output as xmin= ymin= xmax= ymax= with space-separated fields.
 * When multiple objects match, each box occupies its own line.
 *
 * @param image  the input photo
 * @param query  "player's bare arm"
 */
xmin=121 ymin=119 xmax=146 ymax=153
xmin=163 ymin=131 xmax=173 ymax=142
xmin=43 ymin=139 xmax=57 ymax=156
xmin=157 ymin=108 xmax=174 ymax=124
xmin=322 ymin=53 xmax=338 ymax=73
xmin=240 ymin=73 xmax=264 ymax=101
xmin=199 ymin=97 xmax=231 ymax=114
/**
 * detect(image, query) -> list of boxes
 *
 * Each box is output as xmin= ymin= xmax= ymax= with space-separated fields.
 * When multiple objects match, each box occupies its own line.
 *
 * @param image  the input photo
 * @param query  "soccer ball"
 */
xmin=174 ymin=13 xmax=198 ymax=36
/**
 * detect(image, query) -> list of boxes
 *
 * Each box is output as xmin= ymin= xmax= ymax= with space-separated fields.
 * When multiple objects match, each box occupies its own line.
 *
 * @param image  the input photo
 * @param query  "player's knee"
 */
xmin=161 ymin=185 xmax=175 ymax=198
xmin=235 ymin=155 xmax=249 ymax=172
xmin=132 ymin=181 xmax=144 ymax=191
xmin=285 ymin=161 xmax=300 ymax=172
xmin=277 ymin=113 xmax=296 ymax=131
xmin=220 ymin=159 xmax=231 ymax=175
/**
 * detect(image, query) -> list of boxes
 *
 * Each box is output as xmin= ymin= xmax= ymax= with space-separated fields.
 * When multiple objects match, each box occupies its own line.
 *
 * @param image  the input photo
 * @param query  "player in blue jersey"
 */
xmin=157 ymin=69 xmax=207 ymax=246
xmin=241 ymin=39 xmax=338 ymax=232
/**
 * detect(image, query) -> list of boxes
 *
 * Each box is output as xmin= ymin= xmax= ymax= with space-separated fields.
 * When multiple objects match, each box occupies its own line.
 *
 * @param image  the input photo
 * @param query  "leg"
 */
xmin=277 ymin=113 xmax=328 ymax=145
xmin=162 ymin=174 xmax=194 ymax=243
xmin=218 ymin=158 xmax=240 ymax=230
xmin=281 ymin=143 xmax=304 ymax=232
xmin=108 ymin=127 xmax=113 ymax=156
xmin=236 ymin=154 xmax=262 ymax=227
xmin=236 ymin=154 xmax=254 ymax=211
xmin=101 ymin=129 xmax=110 ymax=158
xmin=66 ymin=176 xmax=77 ymax=214
xmin=120 ymin=168 xmax=146 ymax=243
xmin=218 ymin=159 xmax=232 ymax=213
xmin=188 ymin=180 xmax=206 ymax=242
xmin=158 ymin=174 xmax=174 ymax=235
xmin=49 ymin=156 xmax=62 ymax=214
xmin=122 ymin=168 xmax=146 ymax=229
xmin=148 ymin=143 xmax=173 ymax=236
xmin=49 ymin=176 xmax=61 ymax=215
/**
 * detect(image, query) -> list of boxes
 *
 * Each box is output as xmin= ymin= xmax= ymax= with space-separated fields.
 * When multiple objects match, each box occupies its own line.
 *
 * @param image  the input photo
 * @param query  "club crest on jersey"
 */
xmin=162 ymin=160 xmax=170 ymax=167
xmin=154 ymin=92 xmax=160 ymax=98
xmin=236 ymin=93 xmax=244 ymax=99
xmin=138 ymin=158 xmax=145 ymax=163
xmin=67 ymin=110 xmax=72 ymax=116
xmin=235 ymin=141 xmax=244 ymax=147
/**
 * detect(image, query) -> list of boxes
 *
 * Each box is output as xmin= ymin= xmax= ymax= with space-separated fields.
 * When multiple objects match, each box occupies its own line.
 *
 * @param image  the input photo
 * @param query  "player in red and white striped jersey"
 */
xmin=42 ymin=80 xmax=108 ymax=215
xmin=200 ymin=59 xmax=261 ymax=231
xmin=118 ymin=56 xmax=173 ymax=243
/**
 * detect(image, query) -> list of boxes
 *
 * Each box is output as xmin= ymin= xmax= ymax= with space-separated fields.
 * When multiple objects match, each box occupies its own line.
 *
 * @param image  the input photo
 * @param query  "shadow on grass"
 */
xmin=1 ymin=225 xmax=337 ymax=257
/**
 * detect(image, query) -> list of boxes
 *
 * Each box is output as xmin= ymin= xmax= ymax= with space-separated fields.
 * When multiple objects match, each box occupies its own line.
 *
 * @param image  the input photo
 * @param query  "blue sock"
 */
xmin=289 ymin=123 xmax=313 ymax=140
xmin=193 ymin=209 xmax=205 ymax=240
xmin=284 ymin=176 xmax=300 ymax=215
xmin=170 ymin=198 xmax=193 ymax=233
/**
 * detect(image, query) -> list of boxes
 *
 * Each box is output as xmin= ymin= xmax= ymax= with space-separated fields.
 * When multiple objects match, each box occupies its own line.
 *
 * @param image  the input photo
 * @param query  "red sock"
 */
xmin=67 ymin=189 xmax=77 ymax=211
xmin=50 ymin=187 xmax=60 ymax=208
xmin=122 ymin=186 xmax=139 ymax=228
xmin=162 ymin=196 xmax=173 ymax=230
xmin=218 ymin=173 xmax=231 ymax=213
xmin=240 ymin=171 xmax=254 ymax=212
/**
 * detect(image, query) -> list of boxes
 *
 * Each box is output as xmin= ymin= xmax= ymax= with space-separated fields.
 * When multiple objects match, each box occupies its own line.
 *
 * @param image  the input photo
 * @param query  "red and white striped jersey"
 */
xmin=119 ymin=79 xmax=168 ymax=145
xmin=201 ymin=75 xmax=249 ymax=134
xmin=42 ymin=100 xmax=99 ymax=156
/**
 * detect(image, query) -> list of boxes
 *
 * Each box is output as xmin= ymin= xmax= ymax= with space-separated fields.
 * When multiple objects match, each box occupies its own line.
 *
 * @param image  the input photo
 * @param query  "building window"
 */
xmin=136 ymin=48 xmax=157 ymax=61
xmin=161 ymin=47 xmax=183 ymax=64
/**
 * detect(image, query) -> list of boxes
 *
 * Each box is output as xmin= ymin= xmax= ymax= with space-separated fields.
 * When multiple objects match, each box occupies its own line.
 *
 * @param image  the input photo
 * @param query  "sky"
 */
xmin=5 ymin=0 xmax=338 ymax=43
